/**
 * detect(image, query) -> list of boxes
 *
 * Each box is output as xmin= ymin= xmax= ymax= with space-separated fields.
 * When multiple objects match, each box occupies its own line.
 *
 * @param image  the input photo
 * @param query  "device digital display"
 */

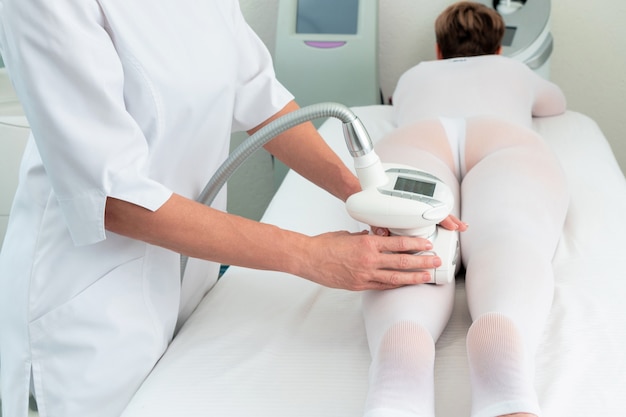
xmin=502 ymin=26 xmax=517 ymax=46
xmin=296 ymin=0 xmax=359 ymax=35
xmin=394 ymin=177 xmax=436 ymax=197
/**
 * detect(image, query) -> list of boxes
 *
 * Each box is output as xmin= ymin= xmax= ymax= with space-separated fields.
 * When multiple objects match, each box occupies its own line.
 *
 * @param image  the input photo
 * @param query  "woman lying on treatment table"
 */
xmin=362 ymin=3 xmax=568 ymax=417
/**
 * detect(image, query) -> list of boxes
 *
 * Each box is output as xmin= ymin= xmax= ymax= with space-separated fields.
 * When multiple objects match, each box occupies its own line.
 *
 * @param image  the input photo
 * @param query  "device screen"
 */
xmin=394 ymin=177 xmax=436 ymax=197
xmin=296 ymin=0 xmax=359 ymax=35
xmin=502 ymin=26 xmax=517 ymax=46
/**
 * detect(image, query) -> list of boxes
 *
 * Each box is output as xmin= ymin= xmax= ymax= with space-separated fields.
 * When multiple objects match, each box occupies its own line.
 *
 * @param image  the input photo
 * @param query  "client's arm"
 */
xmin=532 ymin=78 xmax=567 ymax=117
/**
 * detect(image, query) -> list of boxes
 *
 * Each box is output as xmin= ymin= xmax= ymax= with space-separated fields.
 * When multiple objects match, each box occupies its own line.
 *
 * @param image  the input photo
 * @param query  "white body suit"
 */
xmin=0 ymin=1 xmax=292 ymax=416
xmin=392 ymin=55 xmax=565 ymax=129
xmin=362 ymin=56 xmax=569 ymax=417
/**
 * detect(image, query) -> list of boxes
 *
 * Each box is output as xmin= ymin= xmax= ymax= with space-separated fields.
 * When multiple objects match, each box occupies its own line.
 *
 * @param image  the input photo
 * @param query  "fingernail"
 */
xmin=425 ymin=241 xmax=433 ymax=250
xmin=422 ymin=273 xmax=432 ymax=283
xmin=433 ymin=257 xmax=442 ymax=267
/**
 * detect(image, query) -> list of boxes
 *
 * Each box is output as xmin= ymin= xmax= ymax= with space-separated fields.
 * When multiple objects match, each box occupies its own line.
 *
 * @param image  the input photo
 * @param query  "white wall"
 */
xmin=550 ymin=0 xmax=626 ymax=172
xmin=239 ymin=0 xmax=626 ymax=171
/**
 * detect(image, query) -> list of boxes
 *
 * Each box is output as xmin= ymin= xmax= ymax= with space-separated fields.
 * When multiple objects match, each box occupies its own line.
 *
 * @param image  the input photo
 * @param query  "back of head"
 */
xmin=435 ymin=1 xmax=505 ymax=59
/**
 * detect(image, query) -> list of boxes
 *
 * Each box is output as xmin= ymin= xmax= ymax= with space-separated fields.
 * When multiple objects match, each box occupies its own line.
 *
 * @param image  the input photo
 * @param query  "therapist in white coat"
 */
xmin=0 ymin=1 xmax=462 ymax=416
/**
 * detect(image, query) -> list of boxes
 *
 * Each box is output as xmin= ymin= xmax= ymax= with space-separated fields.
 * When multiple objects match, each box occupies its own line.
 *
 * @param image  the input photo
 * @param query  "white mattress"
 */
xmin=122 ymin=106 xmax=626 ymax=417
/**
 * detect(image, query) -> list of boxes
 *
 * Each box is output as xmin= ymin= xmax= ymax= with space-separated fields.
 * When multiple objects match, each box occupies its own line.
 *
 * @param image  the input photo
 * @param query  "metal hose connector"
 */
xmin=181 ymin=102 xmax=373 ymax=278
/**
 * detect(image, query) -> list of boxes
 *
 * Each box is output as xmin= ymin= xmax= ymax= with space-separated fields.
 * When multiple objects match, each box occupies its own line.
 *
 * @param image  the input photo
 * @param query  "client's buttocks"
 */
xmin=374 ymin=117 xmax=549 ymax=181
xmin=464 ymin=117 xmax=548 ymax=175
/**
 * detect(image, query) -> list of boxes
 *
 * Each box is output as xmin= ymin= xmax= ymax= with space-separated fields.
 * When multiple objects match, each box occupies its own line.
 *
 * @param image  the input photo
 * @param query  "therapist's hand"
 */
xmin=299 ymin=230 xmax=442 ymax=291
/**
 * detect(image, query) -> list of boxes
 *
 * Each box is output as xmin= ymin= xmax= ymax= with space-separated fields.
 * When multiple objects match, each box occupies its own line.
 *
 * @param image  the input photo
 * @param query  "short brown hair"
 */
xmin=435 ymin=1 xmax=505 ymax=59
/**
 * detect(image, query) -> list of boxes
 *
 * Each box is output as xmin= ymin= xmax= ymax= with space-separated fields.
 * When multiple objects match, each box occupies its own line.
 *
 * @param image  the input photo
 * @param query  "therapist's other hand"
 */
xmin=300 ymin=230 xmax=441 ymax=291
xmin=439 ymin=214 xmax=468 ymax=232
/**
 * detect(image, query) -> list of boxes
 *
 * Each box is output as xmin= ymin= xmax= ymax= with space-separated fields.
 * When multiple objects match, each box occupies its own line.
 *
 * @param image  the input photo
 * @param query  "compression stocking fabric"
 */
xmin=364 ymin=321 xmax=435 ymax=417
xmin=466 ymin=313 xmax=540 ymax=417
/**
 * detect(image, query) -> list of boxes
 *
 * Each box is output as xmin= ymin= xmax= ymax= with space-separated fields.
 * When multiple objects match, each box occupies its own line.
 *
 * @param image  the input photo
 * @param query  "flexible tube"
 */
xmin=181 ymin=102 xmax=372 ymax=278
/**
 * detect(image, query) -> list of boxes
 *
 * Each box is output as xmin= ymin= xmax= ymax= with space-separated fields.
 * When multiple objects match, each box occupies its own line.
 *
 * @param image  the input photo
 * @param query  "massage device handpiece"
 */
xmin=399 ymin=227 xmax=459 ymax=285
xmin=344 ymin=160 xmax=458 ymax=284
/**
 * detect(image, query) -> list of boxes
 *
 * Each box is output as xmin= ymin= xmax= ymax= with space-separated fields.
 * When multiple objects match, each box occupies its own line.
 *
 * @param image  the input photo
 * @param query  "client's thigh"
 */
xmin=362 ymin=282 xmax=456 ymax=348
xmin=460 ymin=118 xmax=569 ymax=347
xmin=363 ymin=120 xmax=461 ymax=345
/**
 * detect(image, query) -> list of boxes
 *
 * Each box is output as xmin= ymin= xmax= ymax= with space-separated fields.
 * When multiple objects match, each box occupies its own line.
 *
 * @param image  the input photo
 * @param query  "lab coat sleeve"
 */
xmin=0 ymin=0 xmax=172 ymax=246
xmin=228 ymin=1 xmax=294 ymax=132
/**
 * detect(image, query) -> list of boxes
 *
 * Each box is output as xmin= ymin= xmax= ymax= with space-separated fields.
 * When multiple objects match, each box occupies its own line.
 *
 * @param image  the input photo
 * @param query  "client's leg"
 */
xmin=361 ymin=121 xmax=460 ymax=417
xmin=461 ymin=119 xmax=569 ymax=417
xmin=362 ymin=284 xmax=455 ymax=417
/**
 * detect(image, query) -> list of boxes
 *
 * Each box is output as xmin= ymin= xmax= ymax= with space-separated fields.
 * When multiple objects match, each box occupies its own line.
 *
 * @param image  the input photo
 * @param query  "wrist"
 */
xmin=279 ymin=232 xmax=315 ymax=278
xmin=338 ymin=172 xmax=362 ymax=202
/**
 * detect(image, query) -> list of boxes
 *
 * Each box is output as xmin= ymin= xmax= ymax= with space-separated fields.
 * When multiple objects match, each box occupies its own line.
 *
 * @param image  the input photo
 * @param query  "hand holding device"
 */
xmin=346 ymin=159 xmax=459 ymax=284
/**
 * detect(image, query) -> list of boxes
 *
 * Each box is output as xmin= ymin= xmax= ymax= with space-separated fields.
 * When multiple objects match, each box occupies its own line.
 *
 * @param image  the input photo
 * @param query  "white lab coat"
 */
xmin=0 ymin=1 xmax=293 ymax=416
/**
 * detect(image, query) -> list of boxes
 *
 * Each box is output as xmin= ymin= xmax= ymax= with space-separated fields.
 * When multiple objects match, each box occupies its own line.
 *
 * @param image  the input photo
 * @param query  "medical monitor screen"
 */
xmin=394 ymin=177 xmax=436 ymax=197
xmin=296 ymin=0 xmax=359 ymax=35
xmin=502 ymin=26 xmax=517 ymax=46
